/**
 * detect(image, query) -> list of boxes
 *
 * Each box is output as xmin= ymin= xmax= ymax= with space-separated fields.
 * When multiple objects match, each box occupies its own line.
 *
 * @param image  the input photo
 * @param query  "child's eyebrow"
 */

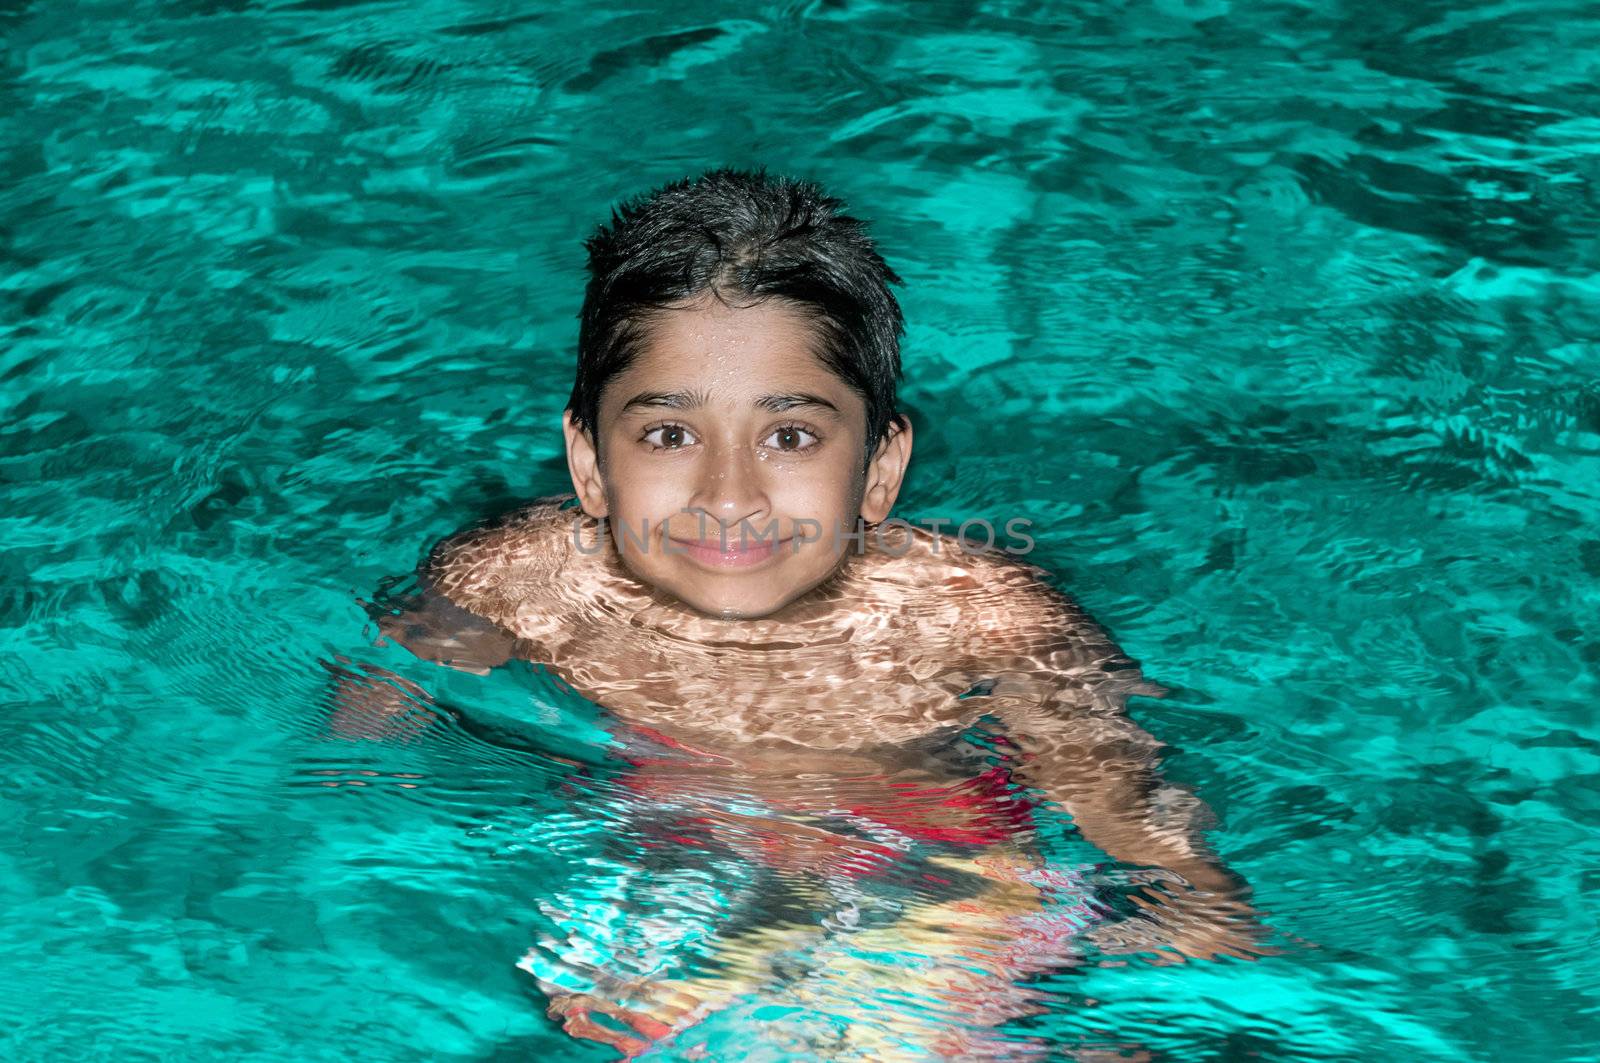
xmin=753 ymin=392 xmax=841 ymax=416
xmin=617 ymin=390 xmax=842 ymax=417
xmin=618 ymin=389 xmax=711 ymax=413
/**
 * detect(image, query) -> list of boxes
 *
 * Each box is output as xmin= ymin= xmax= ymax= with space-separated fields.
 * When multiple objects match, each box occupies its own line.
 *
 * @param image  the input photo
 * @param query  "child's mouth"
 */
xmin=669 ymin=536 xmax=790 ymax=568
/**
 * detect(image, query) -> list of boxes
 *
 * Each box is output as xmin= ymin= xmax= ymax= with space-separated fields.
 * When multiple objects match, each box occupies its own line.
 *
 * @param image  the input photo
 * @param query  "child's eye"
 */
xmin=762 ymin=424 xmax=822 ymax=453
xmin=642 ymin=423 xmax=699 ymax=450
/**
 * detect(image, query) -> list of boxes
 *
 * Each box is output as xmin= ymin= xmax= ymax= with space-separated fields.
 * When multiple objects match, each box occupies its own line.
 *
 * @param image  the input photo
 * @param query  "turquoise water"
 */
xmin=4 ymin=0 xmax=1599 ymax=1059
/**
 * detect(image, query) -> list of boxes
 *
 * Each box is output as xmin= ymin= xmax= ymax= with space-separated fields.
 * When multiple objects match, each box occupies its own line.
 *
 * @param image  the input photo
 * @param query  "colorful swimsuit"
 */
xmin=608 ymin=722 xmax=1042 ymax=886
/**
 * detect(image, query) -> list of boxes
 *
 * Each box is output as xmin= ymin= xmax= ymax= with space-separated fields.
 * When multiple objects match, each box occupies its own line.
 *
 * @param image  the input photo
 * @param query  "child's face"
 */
xmin=563 ymin=296 xmax=912 ymax=619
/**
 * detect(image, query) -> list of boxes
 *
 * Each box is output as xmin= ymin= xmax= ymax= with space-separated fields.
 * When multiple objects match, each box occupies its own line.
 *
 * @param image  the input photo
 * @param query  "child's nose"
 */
xmin=687 ymin=441 xmax=769 ymax=528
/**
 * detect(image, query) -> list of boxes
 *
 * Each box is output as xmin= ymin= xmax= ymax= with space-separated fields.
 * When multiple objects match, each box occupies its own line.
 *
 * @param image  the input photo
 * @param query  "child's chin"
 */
xmin=668 ymin=583 xmax=800 ymax=621
xmin=682 ymin=593 xmax=788 ymax=621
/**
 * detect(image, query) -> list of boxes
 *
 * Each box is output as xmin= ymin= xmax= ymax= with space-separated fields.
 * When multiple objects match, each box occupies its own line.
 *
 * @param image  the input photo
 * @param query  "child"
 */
xmin=337 ymin=168 xmax=1272 ymax=1057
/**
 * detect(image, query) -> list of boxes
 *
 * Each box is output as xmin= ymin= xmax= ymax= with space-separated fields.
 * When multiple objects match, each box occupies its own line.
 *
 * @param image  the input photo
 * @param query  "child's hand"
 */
xmin=1089 ymin=882 xmax=1281 ymax=965
xmin=320 ymin=655 xmax=441 ymax=741
xmin=371 ymin=605 xmax=498 ymax=676
xmin=360 ymin=580 xmax=519 ymax=677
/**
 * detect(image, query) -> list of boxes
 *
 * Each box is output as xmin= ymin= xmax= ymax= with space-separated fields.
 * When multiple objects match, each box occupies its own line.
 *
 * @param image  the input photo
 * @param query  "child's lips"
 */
xmin=669 ymin=535 xmax=791 ymax=567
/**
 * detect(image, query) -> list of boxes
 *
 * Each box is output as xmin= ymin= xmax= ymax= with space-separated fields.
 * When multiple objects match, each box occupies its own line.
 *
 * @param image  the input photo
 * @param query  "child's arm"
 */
xmin=949 ymin=557 xmax=1235 ymax=889
xmin=949 ymin=554 xmax=1270 ymax=959
xmin=318 ymin=584 xmax=517 ymax=741
xmin=998 ymin=697 xmax=1241 ymax=894
xmin=322 ymin=502 xmax=566 ymax=739
xmin=990 ymin=686 xmax=1272 ymax=963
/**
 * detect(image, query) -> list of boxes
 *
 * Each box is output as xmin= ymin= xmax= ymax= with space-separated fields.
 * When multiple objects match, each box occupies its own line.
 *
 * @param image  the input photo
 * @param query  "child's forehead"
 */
xmin=614 ymin=302 xmax=857 ymax=399
xmin=638 ymin=297 xmax=819 ymax=357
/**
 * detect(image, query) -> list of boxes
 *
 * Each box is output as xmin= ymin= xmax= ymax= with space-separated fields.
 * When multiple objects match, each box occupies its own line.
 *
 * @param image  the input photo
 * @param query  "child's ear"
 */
xmin=562 ymin=410 xmax=610 ymax=519
xmin=860 ymin=415 xmax=913 ymax=524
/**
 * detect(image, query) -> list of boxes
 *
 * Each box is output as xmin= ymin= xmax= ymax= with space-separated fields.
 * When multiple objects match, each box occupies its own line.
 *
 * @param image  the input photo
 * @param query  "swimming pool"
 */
xmin=3 ymin=0 xmax=1597 ymax=1058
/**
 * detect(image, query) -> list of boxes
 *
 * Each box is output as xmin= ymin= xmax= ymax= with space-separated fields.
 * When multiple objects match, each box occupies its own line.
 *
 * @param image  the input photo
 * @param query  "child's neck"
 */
xmin=584 ymin=525 xmax=868 ymax=638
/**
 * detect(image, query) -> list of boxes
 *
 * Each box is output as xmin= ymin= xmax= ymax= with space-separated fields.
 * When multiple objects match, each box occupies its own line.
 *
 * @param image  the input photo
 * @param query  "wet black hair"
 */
xmin=565 ymin=166 xmax=906 ymax=468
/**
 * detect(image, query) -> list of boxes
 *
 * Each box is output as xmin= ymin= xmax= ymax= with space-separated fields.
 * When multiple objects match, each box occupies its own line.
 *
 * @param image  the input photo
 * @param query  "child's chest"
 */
xmin=538 ymin=596 xmax=993 ymax=750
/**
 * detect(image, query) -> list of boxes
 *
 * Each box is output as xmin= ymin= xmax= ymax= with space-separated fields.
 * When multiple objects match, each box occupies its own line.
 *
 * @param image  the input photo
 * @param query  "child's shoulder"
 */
xmin=854 ymin=518 xmax=1063 ymax=604
xmin=853 ymin=521 xmax=1141 ymax=682
xmin=421 ymin=493 xmax=594 ymax=624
